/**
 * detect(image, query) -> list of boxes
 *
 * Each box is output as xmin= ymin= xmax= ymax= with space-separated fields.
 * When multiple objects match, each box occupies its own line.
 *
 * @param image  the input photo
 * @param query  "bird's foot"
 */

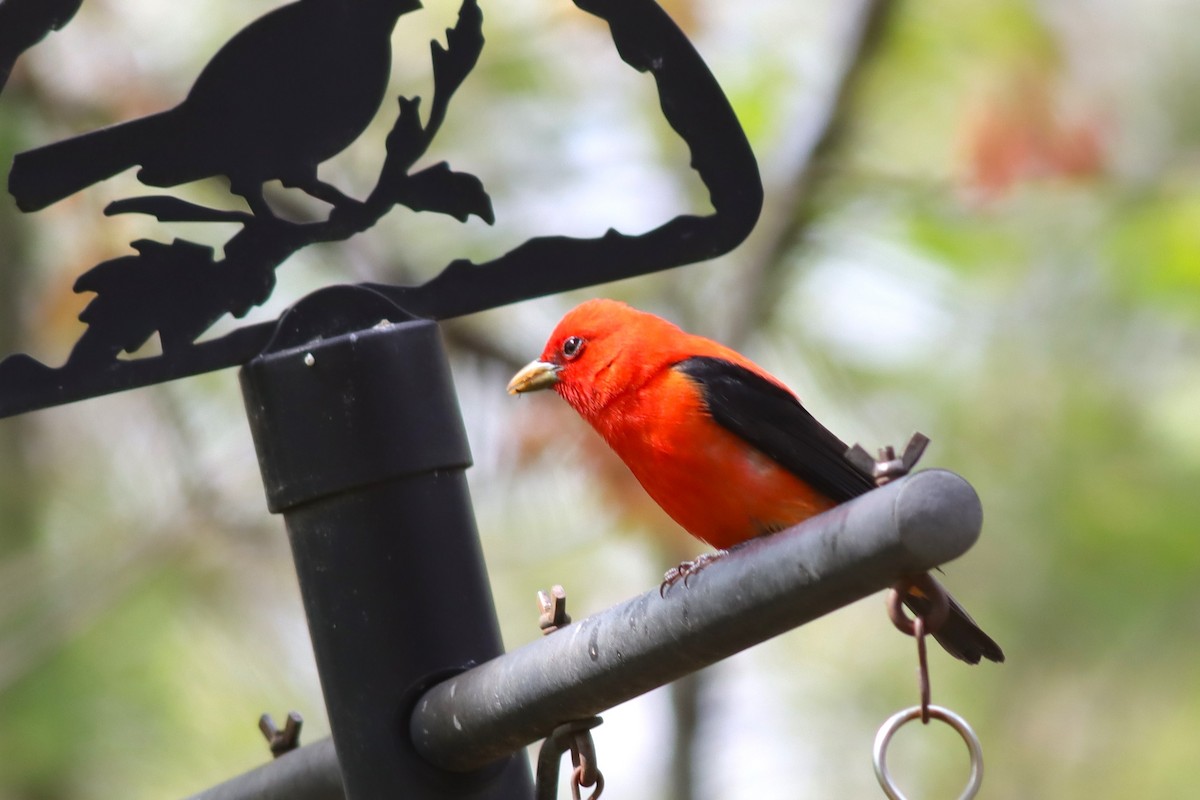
xmin=659 ymin=550 xmax=728 ymax=597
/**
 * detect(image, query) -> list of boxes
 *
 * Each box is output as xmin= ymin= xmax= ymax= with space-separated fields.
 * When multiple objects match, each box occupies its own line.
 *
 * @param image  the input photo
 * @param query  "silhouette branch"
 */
xmin=0 ymin=0 xmax=761 ymax=420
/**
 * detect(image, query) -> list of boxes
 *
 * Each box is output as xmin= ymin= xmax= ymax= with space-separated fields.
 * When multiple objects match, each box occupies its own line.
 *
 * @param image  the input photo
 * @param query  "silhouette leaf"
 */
xmin=390 ymin=162 xmax=493 ymax=224
xmin=432 ymin=0 xmax=484 ymax=95
xmin=74 ymin=239 xmax=219 ymax=356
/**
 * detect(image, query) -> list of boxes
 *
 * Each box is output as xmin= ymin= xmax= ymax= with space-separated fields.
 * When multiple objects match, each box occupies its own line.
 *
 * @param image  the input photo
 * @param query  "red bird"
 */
xmin=508 ymin=298 xmax=1003 ymax=664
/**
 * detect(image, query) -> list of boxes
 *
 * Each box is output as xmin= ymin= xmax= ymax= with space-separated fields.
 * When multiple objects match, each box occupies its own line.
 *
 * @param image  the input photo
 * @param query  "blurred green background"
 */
xmin=2 ymin=0 xmax=1199 ymax=797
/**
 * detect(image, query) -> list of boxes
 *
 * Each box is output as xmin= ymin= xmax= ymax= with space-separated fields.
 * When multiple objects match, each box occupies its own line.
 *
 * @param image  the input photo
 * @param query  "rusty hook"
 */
xmin=886 ymin=572 xmax=950 ymax=637
xmin=535 ymin=717 xmax=604 ymax=800
xmin=886 ymin=575 xmax=952 ymax=724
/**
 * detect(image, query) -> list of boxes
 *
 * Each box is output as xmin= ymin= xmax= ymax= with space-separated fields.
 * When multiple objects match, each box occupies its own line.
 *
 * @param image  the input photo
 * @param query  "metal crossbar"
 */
xmin=186 ymin=469 xmax=981 ymax=798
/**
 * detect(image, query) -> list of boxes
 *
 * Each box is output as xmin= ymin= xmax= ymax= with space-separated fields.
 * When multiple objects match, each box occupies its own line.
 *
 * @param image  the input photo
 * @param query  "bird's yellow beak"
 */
xmin=507 ymin=360 xmax=561 ymax=395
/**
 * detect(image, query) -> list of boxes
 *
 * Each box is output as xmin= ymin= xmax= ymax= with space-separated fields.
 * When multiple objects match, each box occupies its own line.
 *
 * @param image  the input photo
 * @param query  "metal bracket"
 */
xmin=846 ymin=432 xmax=931 ymax=486
xmin=259 ymin=711 xmax=303 ymax=759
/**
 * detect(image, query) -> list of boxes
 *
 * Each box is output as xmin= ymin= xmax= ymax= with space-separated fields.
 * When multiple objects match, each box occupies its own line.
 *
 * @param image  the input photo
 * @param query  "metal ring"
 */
xmin=873 ymin=705 xmax=983 ymax=800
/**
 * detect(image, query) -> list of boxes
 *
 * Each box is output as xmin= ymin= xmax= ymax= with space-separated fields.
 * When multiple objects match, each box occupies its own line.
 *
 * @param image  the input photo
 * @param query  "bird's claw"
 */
xmin=659 ymin=550 xmax=728 ymax=597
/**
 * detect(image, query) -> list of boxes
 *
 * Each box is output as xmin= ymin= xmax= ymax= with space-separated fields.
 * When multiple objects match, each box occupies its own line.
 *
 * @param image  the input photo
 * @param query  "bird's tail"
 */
xmin=904 ymin=578 xmax=1005 ymax=665
xmin=8 ymin=113 xmax=165 ymax=212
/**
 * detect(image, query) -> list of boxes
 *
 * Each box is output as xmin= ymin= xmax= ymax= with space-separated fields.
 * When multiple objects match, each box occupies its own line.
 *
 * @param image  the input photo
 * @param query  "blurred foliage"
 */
xmin=2 ymin=0 xmax=1200 ymax=798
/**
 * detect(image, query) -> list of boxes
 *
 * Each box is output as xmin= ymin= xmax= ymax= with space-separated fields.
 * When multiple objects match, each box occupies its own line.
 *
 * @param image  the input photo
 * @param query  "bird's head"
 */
xmin=507 ymin=298 xmax=687 ymax=421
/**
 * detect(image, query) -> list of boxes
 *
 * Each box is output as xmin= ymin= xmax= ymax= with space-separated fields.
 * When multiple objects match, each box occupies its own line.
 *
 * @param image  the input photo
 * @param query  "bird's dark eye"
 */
xmin=561 ymin=336 xmax=586 ymax=360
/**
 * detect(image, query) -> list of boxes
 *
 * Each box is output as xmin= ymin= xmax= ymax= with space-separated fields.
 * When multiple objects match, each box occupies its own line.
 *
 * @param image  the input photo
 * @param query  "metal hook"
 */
xmin=873 ymin=705 xmax=984 ymax=800
xmin=886 ymin=573 xmax=950 ymax=638
xmin=571 ymin=764 xmax=605 ymax=800
xmin=878 ymin=576 xmax=983 ymax=797
xmin=887 ymin=575 xmax=950 ymax=724
xmin=535 ymin=717 xmax=604 ymax=800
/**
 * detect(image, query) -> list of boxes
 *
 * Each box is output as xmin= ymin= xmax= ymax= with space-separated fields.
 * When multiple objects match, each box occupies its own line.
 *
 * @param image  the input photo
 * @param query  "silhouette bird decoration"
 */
xmin=8 ymin=0 xmax=420 ymax=215
xmin=0 ymin=0 xmax=764 ymax=420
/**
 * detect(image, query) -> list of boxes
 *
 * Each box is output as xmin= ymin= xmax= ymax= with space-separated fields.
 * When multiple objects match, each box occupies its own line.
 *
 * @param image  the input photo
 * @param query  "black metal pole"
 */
xmin=239 ymin=314 xmax=532 ymax=799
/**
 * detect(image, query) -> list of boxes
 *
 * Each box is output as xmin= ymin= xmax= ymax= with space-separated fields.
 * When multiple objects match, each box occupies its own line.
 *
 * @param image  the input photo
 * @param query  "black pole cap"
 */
xmin=241 ymin=313 xmax=472 ymax=513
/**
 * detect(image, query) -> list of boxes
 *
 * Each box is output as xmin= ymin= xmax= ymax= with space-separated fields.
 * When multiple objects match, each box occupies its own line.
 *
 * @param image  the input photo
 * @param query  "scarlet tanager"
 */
xmin=507 ymin=298 xmax=1003 ymax=664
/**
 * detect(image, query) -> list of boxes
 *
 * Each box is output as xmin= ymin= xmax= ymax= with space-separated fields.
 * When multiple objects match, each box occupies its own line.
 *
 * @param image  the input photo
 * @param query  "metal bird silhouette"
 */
xmin=8 ymin=0 xmax=420 ymax=215
xmin=0 ymin=0 xmax=763 ymax=421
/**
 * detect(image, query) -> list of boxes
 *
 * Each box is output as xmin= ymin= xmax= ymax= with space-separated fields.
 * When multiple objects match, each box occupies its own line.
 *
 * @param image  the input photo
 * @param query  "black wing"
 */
xmin=674 ymin=356 xmax=875 ymax=503
xmin=675 ymin=357 xmax=1005 ymax=664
